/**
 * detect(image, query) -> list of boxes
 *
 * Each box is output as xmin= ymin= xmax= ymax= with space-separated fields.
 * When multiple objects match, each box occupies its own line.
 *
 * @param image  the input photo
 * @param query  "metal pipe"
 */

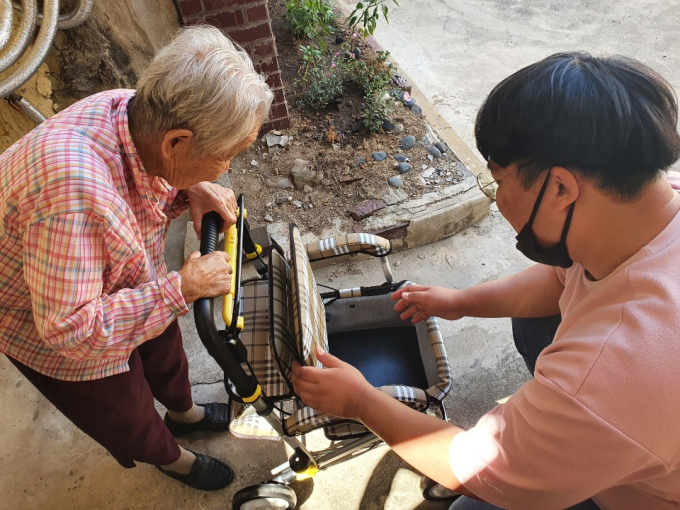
xmin=0 ymin=0 xmax=58 ymax=98
xmin=0 ymin=0 xmax=36 ymax=72
xmin=0 ymin=0 xmax=13 ymax=50
xmin=14 ymin=0 xmax=92 ymax=30
xmin=7 ymin=93 xmax=46 ymax=123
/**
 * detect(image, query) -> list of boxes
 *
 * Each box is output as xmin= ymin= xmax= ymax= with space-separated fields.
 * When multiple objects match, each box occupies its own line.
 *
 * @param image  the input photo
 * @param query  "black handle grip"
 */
xmin=194 ymin=210 xmax=257 ymax=399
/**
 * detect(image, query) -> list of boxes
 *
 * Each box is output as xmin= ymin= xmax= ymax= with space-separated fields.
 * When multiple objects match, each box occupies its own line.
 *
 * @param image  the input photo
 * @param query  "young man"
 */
xmin=291 ymin=52 xmax=680 ymax=509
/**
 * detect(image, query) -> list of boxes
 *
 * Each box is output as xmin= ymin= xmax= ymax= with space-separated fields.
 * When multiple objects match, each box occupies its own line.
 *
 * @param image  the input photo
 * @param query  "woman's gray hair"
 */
xmin=130 ymin=26 xmax=273 ymax=158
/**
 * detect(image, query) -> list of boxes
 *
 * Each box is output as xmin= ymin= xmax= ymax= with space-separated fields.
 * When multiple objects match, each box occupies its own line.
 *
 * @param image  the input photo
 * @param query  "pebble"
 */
xmin=403 ymin=98 xmax=416 ymax=108
xmin=292 ymin=200 xmax=303 ymax=208
xmin=335 ymin=34 xmax=345 ymax=44
xmin=372 ymin=151 xmax=388 ymax=161
xmin=422 ymin=168 xmax=436 ymax=178
xmin=265 ymin=176 xmax=293 ymax=189
xmin=382 ymin=119 xmax=398 ymax=132
xmin=355 ymin=157 xmax=367 ymax=166
xmin=434 ymin=142 xmax=449 ymax=153
xmin=410 ymin=105 xmax=423 ymax=116
xmin=303 ymin=185 xmax=313 ymax=193
xmin=352 ymin=47 xmax=361 ymax=59
xmin=264 ymin=214 xmax=274 ymax=222
xmin=396 ymin=162 xmax=413 ymax=174
xmin=427 ymin=155 xmax=434 ymax=161
xmin=394 ymin=154 xmax=408 ymax=162
xmin=427 ymin=146 xmax=443 ymax=158
xmin=251 ymin=160 xmax=259 ymax=166
xmin=388 ymin=176 xmax=403 ymax=188
xmin=400 ymin=135 xmax=416 ymax=150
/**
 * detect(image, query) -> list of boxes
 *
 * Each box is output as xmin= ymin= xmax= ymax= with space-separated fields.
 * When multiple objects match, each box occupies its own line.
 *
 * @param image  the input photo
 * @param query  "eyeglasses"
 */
xmin=476 ymin=167 xmax=520 ymax=201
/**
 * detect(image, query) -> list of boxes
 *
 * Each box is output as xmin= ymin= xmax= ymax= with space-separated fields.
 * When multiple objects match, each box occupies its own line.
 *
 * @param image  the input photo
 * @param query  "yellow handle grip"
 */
xmin=222 ymin=221 xmax=244 ymax=331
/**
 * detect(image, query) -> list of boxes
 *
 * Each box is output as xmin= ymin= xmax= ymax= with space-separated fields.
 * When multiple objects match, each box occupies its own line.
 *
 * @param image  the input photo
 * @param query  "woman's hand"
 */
xmin=291 ymin=347 xmax=375 ymax=420
xmin=184 ymin=182 xmax=237 ymax=238
xmin=391 ymin=285 xmax=466 ymax=323
xmin=178 ymin=250 xmax=233 ymax=303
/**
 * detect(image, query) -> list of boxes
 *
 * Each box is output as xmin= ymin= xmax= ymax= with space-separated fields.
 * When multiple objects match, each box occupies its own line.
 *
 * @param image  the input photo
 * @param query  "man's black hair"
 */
xmin=475 ymin=52 xmax=680 ymax=200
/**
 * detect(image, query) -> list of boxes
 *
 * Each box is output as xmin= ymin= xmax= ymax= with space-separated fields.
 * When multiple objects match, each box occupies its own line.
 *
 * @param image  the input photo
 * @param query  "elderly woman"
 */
xmin=0 ymin=26 xmax=272 ymax=491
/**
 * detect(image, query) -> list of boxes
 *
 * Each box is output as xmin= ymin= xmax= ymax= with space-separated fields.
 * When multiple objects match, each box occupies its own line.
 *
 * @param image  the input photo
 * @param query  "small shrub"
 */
xmin=286 ymin=0 xmax=336 ymax=43
xmin=295 ymin=46 xmax=343 ymax=110
xmin=347 ymin=0 xmax=399 ymax=40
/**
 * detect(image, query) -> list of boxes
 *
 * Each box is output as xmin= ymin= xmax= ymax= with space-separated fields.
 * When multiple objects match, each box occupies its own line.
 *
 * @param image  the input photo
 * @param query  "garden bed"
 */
xmin=227 ymin=0 xmax=468 ymax=237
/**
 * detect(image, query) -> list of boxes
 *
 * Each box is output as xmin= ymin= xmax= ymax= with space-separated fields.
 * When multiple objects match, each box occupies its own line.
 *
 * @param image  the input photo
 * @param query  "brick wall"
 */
xmin=174 ymin=0 xmax=291 ymax=132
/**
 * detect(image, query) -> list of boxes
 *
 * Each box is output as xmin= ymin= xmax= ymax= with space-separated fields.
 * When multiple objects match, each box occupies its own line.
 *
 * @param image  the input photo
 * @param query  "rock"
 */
xmin=372 ymin=151 xmax=388 ymax=161
xmin=335 ymin=33 xmax=345 ymax=44
xmin=264 ymin=214 xmax=274 ymax=222
xmin=410 ymin=105 xmax=423 ymax=116
xmin=355 ymin=157 xmax=367 ymax=167
xmin=382 ymin=119 xmax=397 ymax=132
xmin=292 ymin=200 xmax=303 ymax=208
xmin=394 ymin=123 xmax=405 ymax=133
xmin=264 ymin=133 xmax=289 ymax=148
xmin=339 ymin=175 xmax=364 ymax=184
xmin=422 ymin=168 xmax=436 ymax=178
xmin=344 ymin=51 xmax=353 ymax=60
xmin=348 ymin=199 xmax=388 ymax=221
xmin=332 ymin=143 xmax=340 ymax=151
xmin=303 ymin=185 xmax=313 ymax=193
xmin=291 ymin=158 xmax=321 ymax=190
xmin=435 ymin=141 xmax=449 ymax=153
xmin=396 ymin=162 xmax=413 ymax=174
xmin=352 ymin=47 xmax=361 ymax=59
xmin=394 ymin=154 xmax=408 ymax=162
xmin=388 ymin=176 xmax=403 ymax=188
xmin=251 ymin=159 xmax=259 ymax=166
xmin=403 ymin=97 xmax=416 ymax=108
xmin=427 ymin=146 xmax=443 ymax=158
xmin=265 ymin=176 xmax=293 ymax=189
xmin=400 ymin=135 xmax=416 ymax=150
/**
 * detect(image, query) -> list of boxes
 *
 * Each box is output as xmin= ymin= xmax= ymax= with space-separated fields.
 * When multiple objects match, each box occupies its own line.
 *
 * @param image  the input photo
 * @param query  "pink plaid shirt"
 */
xmin=0 ymin=90 xmax=190 ymax=381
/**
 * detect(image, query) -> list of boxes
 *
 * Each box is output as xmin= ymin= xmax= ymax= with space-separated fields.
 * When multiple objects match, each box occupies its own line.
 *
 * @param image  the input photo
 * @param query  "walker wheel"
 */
xmin=232 ymin=483 xmax=297 ymax=510
xmin=420 ymin=475 xmax=462 ymax=502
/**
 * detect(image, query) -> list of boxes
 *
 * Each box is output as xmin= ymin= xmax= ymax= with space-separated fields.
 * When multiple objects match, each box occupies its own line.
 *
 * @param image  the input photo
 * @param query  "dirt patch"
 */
xmin=229 ymin=0 xmax=465 ymax=237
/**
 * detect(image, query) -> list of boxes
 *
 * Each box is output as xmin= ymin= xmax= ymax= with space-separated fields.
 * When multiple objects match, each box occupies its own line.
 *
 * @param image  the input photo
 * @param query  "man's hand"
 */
xmin=392 ymin=285 xmax=466 ymax=323
xmin=291 ymin=347 xmax=375 ymax=420
xmin=178 ymin=250 xmax=232 ymax=304
xmin=184 ymin=182 xmax=237 ymax=238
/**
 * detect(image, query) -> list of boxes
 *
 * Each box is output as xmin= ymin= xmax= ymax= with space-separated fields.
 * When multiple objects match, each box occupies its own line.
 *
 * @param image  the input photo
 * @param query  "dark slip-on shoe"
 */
xmin=156 ymin=451 xmax=234 ymax=491
xmin=164 ymin=402 xmax=230 ymax=438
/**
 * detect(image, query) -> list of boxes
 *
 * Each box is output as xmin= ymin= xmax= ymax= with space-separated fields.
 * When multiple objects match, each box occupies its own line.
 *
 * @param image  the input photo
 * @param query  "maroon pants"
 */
xmin=7 ymin=320 xmax=193 ymax=468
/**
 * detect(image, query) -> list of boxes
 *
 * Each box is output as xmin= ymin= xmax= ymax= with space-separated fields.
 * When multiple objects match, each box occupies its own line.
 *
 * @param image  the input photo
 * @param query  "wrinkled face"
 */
xmin=162 ymin=127 xmax=260 ymax=189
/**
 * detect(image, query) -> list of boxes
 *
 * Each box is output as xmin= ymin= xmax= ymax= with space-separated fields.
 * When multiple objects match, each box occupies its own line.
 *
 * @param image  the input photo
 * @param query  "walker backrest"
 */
xmin=289 ymin=224 xmax=328 ymax=367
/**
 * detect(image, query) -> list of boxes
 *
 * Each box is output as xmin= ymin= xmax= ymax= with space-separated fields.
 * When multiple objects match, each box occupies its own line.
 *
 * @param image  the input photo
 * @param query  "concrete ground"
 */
xmin=4 ymin=1 xmax=680 ymax=509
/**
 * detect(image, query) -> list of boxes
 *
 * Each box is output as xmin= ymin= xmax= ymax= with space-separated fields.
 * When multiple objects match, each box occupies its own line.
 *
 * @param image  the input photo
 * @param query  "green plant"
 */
xmin=347 ymin=0 xmax=399 ymax=40
xmin=362 ymin=89 xmax=394 ymax=133
xmin=340 ymin=49 xmax=394 ymax=132
xmin=286 ymin=0 xmax=336 ymax=43
xmin=299 ymin=44 xmax=322 ymax=80
xmin=295 ymin=46 xmax=343 ymax=110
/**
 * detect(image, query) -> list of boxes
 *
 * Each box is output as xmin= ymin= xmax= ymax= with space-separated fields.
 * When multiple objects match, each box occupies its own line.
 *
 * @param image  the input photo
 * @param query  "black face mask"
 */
xmin=515 ymin=170 xmax=575 ymax=268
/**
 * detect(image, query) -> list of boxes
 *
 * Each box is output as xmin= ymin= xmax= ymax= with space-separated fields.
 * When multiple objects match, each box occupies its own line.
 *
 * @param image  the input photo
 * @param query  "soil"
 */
xmin=229 ymin=0 xmax=463 ymax=236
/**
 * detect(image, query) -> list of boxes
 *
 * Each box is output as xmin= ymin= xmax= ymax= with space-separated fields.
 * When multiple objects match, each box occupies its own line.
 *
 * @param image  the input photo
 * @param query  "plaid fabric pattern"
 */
xmin=305 ymin=233 xmax=391 ymax=261
xmin=269 ymin=248 xmax=298 ymax=381
xmin=0 ymin=90 xmax=190 ymax=381
xmin=289 ymin=225 xmax=328 ymax=366
xmin=239 ymin=280 xmax=291 ymax=399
